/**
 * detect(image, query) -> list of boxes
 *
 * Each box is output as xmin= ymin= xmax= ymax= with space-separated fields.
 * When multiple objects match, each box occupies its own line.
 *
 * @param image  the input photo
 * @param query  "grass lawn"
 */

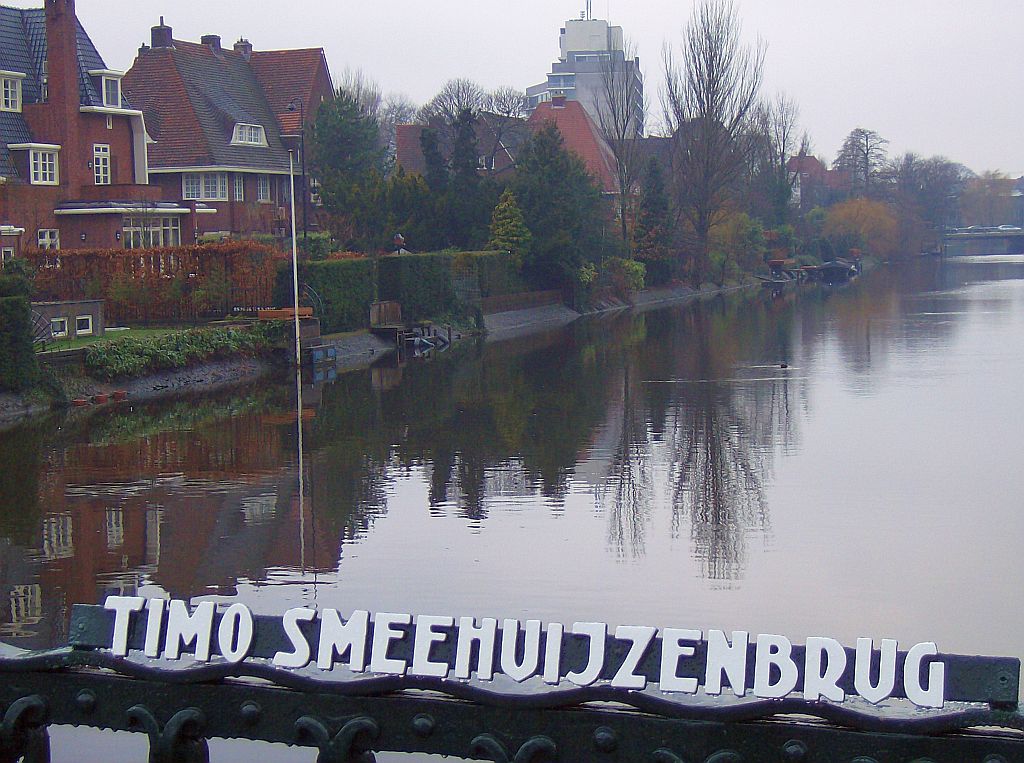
xmin=36 ymin=327 xmax=180 ymax=354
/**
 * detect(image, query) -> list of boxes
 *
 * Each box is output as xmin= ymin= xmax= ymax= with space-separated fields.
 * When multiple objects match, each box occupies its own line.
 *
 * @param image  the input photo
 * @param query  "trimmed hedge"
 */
xmin=378 ymin=252 xmax=457 ymax=322
xmin=455 ymin=250 xmax=524 ymax=298
xmin=274 ymin=258 xmax=377 ymax=333
xmin=83 ymin=323 xmax=284 ymax=381
xmin=0 ymin=295 xmax=38 ymax=392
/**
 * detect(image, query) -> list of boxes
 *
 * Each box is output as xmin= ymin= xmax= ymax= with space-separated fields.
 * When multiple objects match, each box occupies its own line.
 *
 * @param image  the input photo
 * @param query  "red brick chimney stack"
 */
xmin=44 ymin=0 xmax=82 ymax=188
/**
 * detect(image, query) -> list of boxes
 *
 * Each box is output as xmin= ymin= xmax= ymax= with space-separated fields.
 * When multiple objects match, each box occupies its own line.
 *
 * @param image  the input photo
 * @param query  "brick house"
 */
xmin=395 ymin=96 xmax=618 ymax=195
xmin=0 ymin=0 xmax=197 ymax=255
xmin=123 ymin=19 xmax=333 ymax=239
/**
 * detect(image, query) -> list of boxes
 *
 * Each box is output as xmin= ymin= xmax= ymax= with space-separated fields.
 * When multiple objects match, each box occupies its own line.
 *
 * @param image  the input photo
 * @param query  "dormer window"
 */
xmin=0 ymin=71 xmax=25 ymax=113
xmin=88 ymin=70 xmax=124 ymax=108
xmin=232 ymin=123 xmax=267 ymax=146
xmin=103 ymin=77 xmax=121 ymax=108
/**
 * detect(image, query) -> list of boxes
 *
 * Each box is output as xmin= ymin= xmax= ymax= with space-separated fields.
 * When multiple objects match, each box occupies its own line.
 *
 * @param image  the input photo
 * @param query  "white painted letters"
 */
xmin=904 ymin=641 xmax=945 ymax=708
xmin=454 ymin=617 xmax=497 ymax=680
xmin=164 ymin=600 xmax=215 ymax=661
xmin=410 ymin=614 xmax=453 ymax=678
xmin=854 ymin=637 xmax=897 ymax=704
xmin=104 ymin=595 xmax=144 ymax=657
xmin=804 ymin=637 xmax=847 ymax=702
xmin=704 ymin=629 xmax=748 ymax=697
xmin=369 ymin=612 xmax=411 ymax=675
xmin=659 ymin=628 xmax=701 ymax=693
xmin=317 ymin=609 xmax=369 ymax=671
xmin=566 ymin=622 xmax=607 ymax=687
xmin=272 ymin=607 xmax=316 ymax=668
xmin=752 ymin=634 xmax=798 ymax=699
xmin=611 ymin=625 xmax=656 ymax=690
xmin=217 ymin=603 xmax=254 ymax=663
xmin=500 ymin=619 xmax=541 ymax=683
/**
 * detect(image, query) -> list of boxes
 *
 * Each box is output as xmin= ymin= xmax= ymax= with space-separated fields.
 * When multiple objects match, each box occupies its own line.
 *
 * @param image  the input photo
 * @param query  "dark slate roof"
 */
xmin=125 ymin=40 xmax=291 ymax=172
xmin=0 ymin=4 xmax=123 ymax=176
xmin=0 ymin=5 xmax=119 ymax=108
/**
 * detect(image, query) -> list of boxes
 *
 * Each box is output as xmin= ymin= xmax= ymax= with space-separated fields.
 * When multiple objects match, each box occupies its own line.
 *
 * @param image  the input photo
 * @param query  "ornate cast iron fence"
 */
xmin=0 ymin=604 xmax=1020 ymax=762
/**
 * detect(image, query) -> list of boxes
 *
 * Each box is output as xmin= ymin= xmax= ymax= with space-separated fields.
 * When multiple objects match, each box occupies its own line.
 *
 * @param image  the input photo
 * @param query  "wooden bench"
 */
xmin=257 ymin=307 xmax=313 ymax=321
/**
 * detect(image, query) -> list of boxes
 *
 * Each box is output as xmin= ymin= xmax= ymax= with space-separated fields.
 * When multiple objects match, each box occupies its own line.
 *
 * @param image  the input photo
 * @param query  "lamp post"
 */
xmin=288 ymin=148 xmax=306 ymax=570
xmin=287 ymin=98 xmax=308 ymax=247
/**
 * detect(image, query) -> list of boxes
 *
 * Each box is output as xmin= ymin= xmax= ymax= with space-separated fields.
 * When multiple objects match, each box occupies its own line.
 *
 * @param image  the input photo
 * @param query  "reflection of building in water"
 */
xmin=40 ymin=514 xmax=74 ymax=561
xmin=5 ymin=584 xmax=42 ymax=638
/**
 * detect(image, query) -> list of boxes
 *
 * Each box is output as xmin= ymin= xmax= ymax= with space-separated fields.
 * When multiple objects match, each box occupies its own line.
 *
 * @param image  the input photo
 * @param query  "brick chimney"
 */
xmin=201 ymin=34 xmax=222 ymax=52
xmin=551 ymin=94 xmax=568 ymax=108
xmin=151 ymin=17 xmax=173 ymax=49
xmin=43 ymin=0 xmax=81 ymax=188
xmin=233 ymin=38 xmax=253 ymax=61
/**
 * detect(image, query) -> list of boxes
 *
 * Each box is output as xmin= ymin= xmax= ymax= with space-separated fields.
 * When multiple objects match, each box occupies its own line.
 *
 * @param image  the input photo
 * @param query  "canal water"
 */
xmin=2 ymin=257 xmax=1023 ymax=760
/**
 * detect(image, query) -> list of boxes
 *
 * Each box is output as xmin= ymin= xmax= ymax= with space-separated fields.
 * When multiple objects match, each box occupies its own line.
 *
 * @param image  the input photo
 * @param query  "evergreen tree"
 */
xmin=310 ymin=89 xmax=384 ymax=211
xmin=487 ymin=189 xmax=532 ymax=269
xmin=510 ymin=124 xmax=603 ymax=289
xmin=420 ymin=128 xmax=448 ymax=195
xmin=447 ymin=108 xmax=484 ymax=248
xmin=632 ymin=158 xmax=675 ymax=284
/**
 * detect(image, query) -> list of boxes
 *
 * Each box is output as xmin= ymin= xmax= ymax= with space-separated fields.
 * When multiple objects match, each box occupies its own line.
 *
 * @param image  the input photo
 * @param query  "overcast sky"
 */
xmin=9 ymin=0 xmax=1023 ymax=175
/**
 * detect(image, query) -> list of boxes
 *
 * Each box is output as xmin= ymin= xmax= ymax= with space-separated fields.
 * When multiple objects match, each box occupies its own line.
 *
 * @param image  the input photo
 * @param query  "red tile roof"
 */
xmin=123 ymin=48 xmax=211 ymax=167
xmin=395 ymin=124 xmax=428 ymax=176
xmin=527 ymin=99 xmax=619 ymax=194
xmin=249 ymin=48 xmax=332 ymax=135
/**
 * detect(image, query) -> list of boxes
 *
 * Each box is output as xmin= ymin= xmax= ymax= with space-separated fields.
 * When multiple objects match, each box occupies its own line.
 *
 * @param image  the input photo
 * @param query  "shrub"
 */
xmin=83 ymin=324 xmax=284 ymax=381
xmin=377 ymin=252 xmax=457 ymax=322
xmin=0 ymin=295 xmax=39 ymax=392
xmin=598 ymin=257 xmax=646 ymax=301
xmin=297 ymin=232 xmax=334 ymax=260
xmin=274 ymin=258 xmax=376 ymax=333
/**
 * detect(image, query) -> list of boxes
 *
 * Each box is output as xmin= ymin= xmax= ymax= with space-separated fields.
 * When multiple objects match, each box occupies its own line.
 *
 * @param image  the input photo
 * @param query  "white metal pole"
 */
xmin=289 ymin=150 xmax=306 ymax=571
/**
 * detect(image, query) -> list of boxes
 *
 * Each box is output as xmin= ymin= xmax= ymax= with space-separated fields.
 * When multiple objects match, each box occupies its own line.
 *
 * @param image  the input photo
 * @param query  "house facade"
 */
xmin=0 ymin=0 xmax=199 ymax=255
xmin=123 ymin=20 xmax=333 ymax=240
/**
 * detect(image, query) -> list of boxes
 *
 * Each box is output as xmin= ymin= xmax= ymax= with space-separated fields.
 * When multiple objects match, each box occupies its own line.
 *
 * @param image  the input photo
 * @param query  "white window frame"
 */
xmin=30 ymin=148 xmax=59 ymax=185
xmin=93 ymin=144 xmax=110 ymax=185
xmin=1 ymin=247 xmax=13 ymax=266
xmin=122 ymin=216 xmax=181 ymax=249
xmin=75 ymin=315 xmax=94 ymax=336
xmin=37 ymin=229 xmax=60 ymax=250
xmin=231 ymin=123 xmax=267 ymax=146
xmin=182 ymin=172 xmax=228 ymax=201
xmin=102 ymin=76 xmax=121 ymax=108
xmin=233 ymin=174 xmax=245 ymax=201
xmin=50 ymin=317 xmax=68 ymax=338
xmin=257 ymin=174 xmax=271 ymax=202
xmin=1 ymin=73 xmax=23 ymax=112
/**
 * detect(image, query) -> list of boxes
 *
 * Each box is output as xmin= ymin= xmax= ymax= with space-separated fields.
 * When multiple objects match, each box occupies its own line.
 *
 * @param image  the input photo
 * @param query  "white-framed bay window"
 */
xmin=103 ymin=77 xmax=121 ymax=108
xmin=14 ymin=145 xmax=61 ymax=185
xmin=182 ymin=172 xmax=228 ymax=201
xmin=122 ymin=216 xmax=181 ymax=249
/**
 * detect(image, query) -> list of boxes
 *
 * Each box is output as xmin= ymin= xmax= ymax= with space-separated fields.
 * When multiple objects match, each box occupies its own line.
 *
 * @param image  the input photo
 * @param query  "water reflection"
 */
xmin=2 ymin=259 xmax=1024 ymax=651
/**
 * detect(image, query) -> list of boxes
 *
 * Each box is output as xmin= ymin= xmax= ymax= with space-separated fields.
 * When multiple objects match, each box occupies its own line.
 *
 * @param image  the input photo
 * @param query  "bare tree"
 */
xmin=416 ymin=78 xmax=487 ymax=127
xmin=833 ymin=127 xmax=889 ymax=198
xmin=749 ymin=92 xmax=808 ymax=224
xmin=378 ymin=93 xmax=418 ymax=173
xmin=479 ymin=86 xmax=528 ymax=172
xmin=336 ymin=68 xmax=383 ymax=121
xmin=596 ymin=40 xmax=646 ymax=246
xmin=664 ymin=0 xmax=765 ymax=282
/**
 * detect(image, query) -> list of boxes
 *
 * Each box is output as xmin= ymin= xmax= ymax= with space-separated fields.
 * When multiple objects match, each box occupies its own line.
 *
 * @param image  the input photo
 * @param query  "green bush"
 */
xmin=457 ymin=250 xmax=524 ymax=298
xmin=378 ymin=252 xmax=457 ymax=322
xmin=274 ymin=258 xmax=377 ymax=333
xmin=84 ymin=324 xmax=283 ymax=381
xmin=298 ymin=232 xmax=334 ymax=260
xmin=0 ymin=295 xmax=38 ymax=392
xmin=600 ymin=257 xmax=646 ymax=297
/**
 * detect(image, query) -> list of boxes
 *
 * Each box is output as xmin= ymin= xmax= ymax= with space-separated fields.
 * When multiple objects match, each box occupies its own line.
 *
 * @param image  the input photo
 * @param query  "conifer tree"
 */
xmin=488 ymin=189 xmax=532 ymax=269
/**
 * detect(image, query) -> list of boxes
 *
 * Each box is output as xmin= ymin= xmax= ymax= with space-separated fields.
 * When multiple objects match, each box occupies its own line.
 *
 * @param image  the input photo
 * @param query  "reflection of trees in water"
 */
xmin=591 ymin=298 xmax=790 ymax=579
